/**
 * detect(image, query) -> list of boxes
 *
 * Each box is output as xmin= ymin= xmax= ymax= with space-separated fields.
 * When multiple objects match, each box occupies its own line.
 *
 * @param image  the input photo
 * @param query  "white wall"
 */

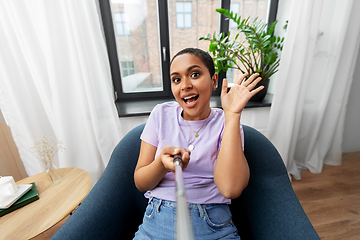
xmin=119 ymin=115 xmax=149 ymax=135
xmin=342 ymin=46 xmax=360 ymax=153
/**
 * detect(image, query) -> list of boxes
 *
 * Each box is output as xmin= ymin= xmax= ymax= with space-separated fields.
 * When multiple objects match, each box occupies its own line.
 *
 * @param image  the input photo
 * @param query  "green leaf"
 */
xmin=200 ymin=9 xmax=285 ymax=78
xmin=209 ymin=43 xmax=217 ymax=52
xmin=267 ymin=20 xmax=277 ymax=35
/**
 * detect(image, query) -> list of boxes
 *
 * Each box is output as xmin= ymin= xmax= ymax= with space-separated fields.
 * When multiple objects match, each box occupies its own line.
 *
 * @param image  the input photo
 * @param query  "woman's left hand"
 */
xmin=221 ymin=73 xmax=263 ymax=115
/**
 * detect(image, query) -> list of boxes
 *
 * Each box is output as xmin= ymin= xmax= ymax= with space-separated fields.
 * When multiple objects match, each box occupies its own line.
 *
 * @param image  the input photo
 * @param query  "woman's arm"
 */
xmin=215 ymin=112 xmax=249 ymax=199
xmin=134 ymin=141 xmax=190 ymax=192
xmin=214 ymin=73 xmax=263 ymax=199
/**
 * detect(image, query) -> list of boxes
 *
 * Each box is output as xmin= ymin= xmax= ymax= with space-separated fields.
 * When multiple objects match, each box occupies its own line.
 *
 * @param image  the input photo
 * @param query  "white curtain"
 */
xmin=0 ymin=0 xmax=122 ymax=184
xmin=267 ymin=0 xmax=360 ymax=179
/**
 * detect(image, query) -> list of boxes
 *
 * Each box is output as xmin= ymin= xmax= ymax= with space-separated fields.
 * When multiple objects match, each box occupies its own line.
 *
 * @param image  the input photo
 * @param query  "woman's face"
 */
xmin=170 ymin=53 xmax=218 ymax=121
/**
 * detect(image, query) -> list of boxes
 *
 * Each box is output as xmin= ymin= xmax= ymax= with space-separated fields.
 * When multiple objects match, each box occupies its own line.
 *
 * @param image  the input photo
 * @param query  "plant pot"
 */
xmin=250 ymin=78 xmax=269 ymax=102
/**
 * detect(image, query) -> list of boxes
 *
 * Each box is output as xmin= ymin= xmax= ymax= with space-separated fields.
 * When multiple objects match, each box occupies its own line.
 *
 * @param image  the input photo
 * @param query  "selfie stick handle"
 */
xmin=173 ymin=154 xmax=194 ymax=240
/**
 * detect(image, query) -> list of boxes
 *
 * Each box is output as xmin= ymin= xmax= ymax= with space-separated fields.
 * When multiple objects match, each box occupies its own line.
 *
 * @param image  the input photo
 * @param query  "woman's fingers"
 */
xmin=242 ymin=72 xmax=259 ymax=85
xmin=250 ymin=84 xmax=264 ymax=95
xmin=235 ymin=73 xmax=248 ymax=85
xmin=171 ymin=147 xmax=191 ymax=169
xmin=235 ymin=72 xmax=261 ymax=87
xmin=221 ymin=78 xmax=228 ymax=97
xmin=247 ymin=76 xmax=262 ymax=90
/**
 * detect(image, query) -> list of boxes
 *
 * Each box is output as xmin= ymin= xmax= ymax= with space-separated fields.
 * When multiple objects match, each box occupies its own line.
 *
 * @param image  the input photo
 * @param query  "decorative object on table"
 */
xmin=199 ymin=8 xmax=285 ymax=102
xmin=0 ymin=182 xmax=39 ymax=216
xmin=31 ymin=136 xmax=64 ymax=185
xmin=0 ymin=176 xmax=33 ymax=210
xmin=0 ymin=176 xmax=18 ymax=196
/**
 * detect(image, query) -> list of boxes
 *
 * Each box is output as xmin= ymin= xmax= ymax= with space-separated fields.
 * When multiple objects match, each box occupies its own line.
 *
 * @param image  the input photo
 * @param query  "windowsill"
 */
xmin=116 ymin=94 xmax=273 ymax=118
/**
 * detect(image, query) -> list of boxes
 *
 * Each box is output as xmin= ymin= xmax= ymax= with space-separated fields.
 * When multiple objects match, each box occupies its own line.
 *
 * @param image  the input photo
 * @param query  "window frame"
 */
xmin=99 ymin=0 xmax=279 ymax=103
xmin=99 ymin=0 xmax=171 ymax=101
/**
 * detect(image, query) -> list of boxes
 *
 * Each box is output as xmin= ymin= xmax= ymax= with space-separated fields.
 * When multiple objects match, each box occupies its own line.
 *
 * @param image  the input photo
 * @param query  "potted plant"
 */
xmin=200 ymin=8 xmax=285 ymax=102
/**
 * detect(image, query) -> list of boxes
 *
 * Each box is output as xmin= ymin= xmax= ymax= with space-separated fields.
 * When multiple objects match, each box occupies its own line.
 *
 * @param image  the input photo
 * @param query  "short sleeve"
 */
xmin=140 ymin=104 xmax=160 ymax=147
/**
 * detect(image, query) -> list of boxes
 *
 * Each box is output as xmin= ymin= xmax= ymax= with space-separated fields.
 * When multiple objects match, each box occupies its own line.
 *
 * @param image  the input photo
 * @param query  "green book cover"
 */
xmin=0 ymin=182 xmax=39 ymax=217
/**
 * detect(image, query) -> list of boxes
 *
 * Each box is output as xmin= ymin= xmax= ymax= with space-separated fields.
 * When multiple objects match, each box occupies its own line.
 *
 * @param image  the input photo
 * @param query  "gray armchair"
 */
xmin=51 ymin=124 xmax=319 ymax=240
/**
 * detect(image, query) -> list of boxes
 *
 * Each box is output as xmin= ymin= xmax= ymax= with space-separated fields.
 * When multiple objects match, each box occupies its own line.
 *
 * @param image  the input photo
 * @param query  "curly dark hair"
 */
xmin=170 ymin=48 xmax=215 ymax=77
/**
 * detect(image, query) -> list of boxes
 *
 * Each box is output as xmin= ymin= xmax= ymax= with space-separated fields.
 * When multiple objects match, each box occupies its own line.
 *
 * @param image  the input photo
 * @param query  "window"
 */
xmin=99 ymin=0 xmax=278 ymax=105
xmin=176 ymin=2 xmax=192 ymax=29
xmin=114 ymin=12 xmax=130 ymax=36
xmin=229 ymin=3 xmax=239 ymax=29
xmin=169 ymin=1 xmax=221 ymax=69
xmin=121 ymin=61 xmax=135 ymax=77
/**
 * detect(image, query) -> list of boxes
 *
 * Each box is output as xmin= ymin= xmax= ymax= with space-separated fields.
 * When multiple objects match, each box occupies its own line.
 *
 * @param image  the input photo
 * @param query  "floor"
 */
xmin=291 ymin=152 xmax=360 ymax=240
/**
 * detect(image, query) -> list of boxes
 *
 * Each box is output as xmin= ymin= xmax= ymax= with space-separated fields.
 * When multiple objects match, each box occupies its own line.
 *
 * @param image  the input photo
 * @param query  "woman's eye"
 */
xmin=191 ymin=72 xmax=200 ymax=78
xmin=172 ymin=78 xmax=180 ymax=83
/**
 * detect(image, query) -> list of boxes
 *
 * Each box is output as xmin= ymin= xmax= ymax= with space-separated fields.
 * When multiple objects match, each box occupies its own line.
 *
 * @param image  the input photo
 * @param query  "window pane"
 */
xmin=177 ymin=13 xmax=184 ymax=28
xmin=169 ymin=1 xmax=220 ymax=59
xmin=110 ymin=0 xmax=163 ymax=93
xmin=184 ymin=13 xmax=191 ymax=28
xmin=114 ymin=12 xmax=121 ymax=21
xmin=123 ymin=24 xmax=130 ymax=35
xmin=184 ymin=2 xmax=192 ymax=12
xmin=122 ymin=69 xmax=127 ymax=77
xmin=176 ymin=2 xmax=183 ymax=12
xmin=229 ymin=3 xmax=240 ymax=29
xmin=227 ymin=0 xmax=270 ymax=85
xmin=115 ymin=23 xmax=123 ymax=35
xmin=120 ymin=61 xmax=127 ymax=68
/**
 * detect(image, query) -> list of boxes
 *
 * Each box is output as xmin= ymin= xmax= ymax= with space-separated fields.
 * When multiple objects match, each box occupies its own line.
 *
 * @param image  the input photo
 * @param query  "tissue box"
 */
xmin=0 ymin=182 xmax=39 ymax=217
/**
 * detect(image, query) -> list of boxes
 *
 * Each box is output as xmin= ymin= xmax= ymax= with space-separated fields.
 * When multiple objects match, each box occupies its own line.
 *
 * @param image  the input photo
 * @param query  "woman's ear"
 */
xmin=212 ymin=73 xmax=218 ymax=91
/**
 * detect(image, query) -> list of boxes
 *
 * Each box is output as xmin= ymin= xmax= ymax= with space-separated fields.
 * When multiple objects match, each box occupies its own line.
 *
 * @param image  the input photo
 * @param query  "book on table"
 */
xmin=0 ymin=182 xmax=39 ymax=217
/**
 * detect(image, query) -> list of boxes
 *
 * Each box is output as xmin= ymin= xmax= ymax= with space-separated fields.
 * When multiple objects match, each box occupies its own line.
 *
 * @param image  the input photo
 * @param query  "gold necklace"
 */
xmin=184 ymin=115 xmax=210 ymax=151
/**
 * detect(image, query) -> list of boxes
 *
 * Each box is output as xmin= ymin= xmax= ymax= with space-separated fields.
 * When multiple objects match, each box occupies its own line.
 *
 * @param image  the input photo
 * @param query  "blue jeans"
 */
xmin=133 ymin=198 xmax=240 ymax=240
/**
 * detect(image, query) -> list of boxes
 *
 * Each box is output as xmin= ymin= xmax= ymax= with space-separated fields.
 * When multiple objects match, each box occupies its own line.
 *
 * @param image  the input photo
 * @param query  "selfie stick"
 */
xmin=173 ymin=154 xmax=195 ymax=240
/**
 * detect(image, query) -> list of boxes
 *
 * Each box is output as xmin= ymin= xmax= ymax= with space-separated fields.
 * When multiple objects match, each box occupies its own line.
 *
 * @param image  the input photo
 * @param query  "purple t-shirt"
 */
xmin=140 ymin=101 xmax=244 ymax=204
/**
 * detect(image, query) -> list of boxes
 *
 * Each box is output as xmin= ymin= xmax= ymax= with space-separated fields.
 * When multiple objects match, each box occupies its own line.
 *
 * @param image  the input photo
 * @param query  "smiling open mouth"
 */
xmin=183 ymin=95 xmax=199 ymax=104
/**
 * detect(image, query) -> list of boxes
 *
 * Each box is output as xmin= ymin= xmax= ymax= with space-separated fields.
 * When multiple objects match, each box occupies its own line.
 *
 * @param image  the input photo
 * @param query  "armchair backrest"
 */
xmin=51 ymin=124 xmax=319 ymax=240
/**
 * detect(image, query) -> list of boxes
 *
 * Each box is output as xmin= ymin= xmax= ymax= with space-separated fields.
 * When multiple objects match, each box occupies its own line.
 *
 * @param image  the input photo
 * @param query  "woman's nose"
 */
xmin=181 ymin=77 xmax=193 ymax=90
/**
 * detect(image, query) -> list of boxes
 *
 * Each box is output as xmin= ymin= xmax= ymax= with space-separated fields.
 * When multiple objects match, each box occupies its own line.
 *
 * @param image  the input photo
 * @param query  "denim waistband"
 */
xmin=150 ymin=197 xmax=226 ymax=208
xmin=150 ymin=197 xmax=229 ymax=219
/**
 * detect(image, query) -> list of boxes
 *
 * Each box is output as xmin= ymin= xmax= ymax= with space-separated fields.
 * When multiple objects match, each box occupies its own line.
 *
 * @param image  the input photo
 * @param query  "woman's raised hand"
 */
xmin=221 ymin=73 xmax=263 ymax=115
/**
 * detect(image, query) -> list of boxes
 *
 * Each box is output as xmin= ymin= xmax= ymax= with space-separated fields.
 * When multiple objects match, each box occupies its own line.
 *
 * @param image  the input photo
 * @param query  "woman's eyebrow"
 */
xmin=187 ymin=65 xmax=202 ymax=71
xmin=170 ymin=65 xmax=202 ymax=76
xmin=170 ymin=71 xmax=179 ymax=77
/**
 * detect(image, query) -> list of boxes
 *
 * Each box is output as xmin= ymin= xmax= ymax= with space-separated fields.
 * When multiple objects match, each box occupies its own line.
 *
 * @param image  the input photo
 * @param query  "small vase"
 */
xmin=45 ymin=163 xmax=62 ymax=185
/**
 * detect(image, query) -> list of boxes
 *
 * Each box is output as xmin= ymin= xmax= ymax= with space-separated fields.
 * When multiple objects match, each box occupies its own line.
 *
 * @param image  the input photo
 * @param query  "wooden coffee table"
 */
xmin=0 ymin=168 xmax=91 ymax=240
